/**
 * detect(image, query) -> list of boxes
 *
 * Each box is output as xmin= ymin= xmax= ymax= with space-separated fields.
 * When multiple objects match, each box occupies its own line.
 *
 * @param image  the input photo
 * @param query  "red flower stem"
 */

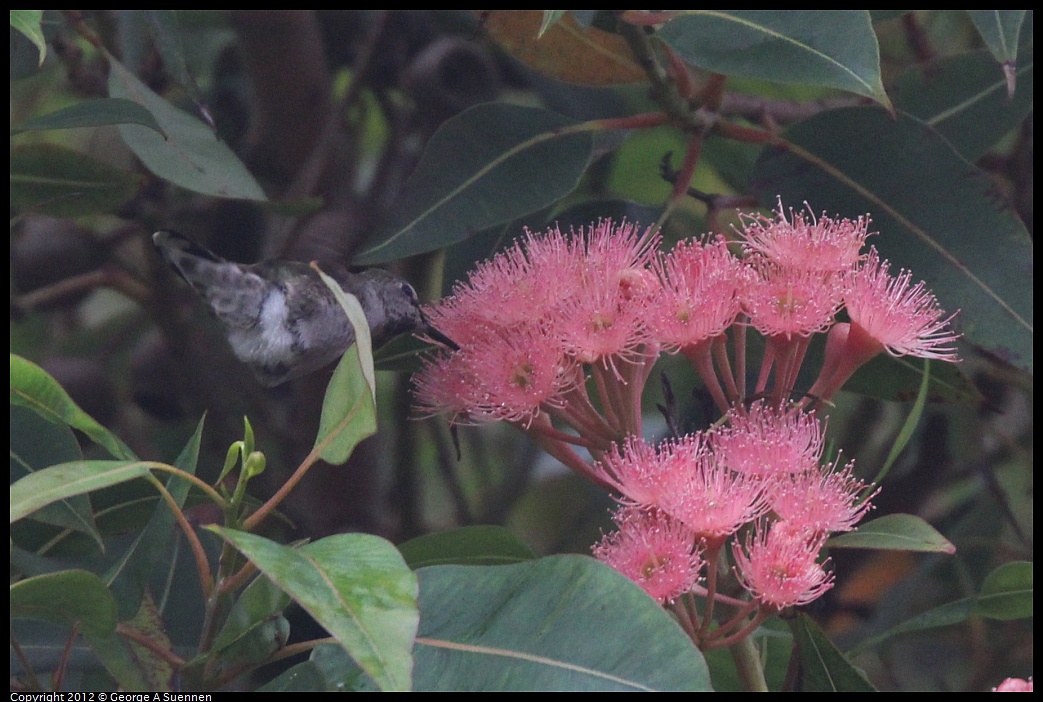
xmin=683 ymin=342 xmax=730 ymax=416
xmin=709 ymin=608 xmax=773 ymax=650
xmin=754 ymin=341 xmax=776 ymax=397
xmin=525 ymin=414 xmax=602 ymax=450
xmin=734 ymin=317 xmax=748 ymax=402
xmin=591 ymin=363 xmax=625 ymax=435
xmin=553 ymin=390 xmax=618 ymax=446
xmin=712 ymin=334 xmax=739 ymax=406
xmin=697 ymin=540 xmax=724 ymax=640
xmin=526 ymin=426 xmax=601 ymax=483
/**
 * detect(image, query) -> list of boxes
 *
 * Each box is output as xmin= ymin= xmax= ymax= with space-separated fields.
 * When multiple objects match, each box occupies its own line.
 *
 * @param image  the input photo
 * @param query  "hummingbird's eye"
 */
xmin=401 ymin=282 xmax=418 ymax=302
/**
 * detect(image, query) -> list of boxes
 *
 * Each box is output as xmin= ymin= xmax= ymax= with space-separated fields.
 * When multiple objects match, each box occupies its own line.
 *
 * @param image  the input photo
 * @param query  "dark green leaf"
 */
xmin=261 ymin=644 xmax=374 ymax=691
xmin=826 ymin=514 xmax=956 ymax=553
xmin=83 ymin=594 xmax=171 ymax=691
xmin=399 ymin=525 xmax=537 ymax=568
xmin=9 ymin=143 xmax=140 ymax=217
xmin=966 ymin=10 xmax=1026 ymax=65
xmin=11 ymin=570 xmax=117 ymax=638
xmin=356 ymin=103 xmax=593 ymax=263
xmin=208 ymin=575 xmax=291 ymax=669
xmin=258 ymin=660 xmax=329 ymax=692
xmin=892 ymin=49 xmax=1034 ymax=161
xmin=10 ymin=404 xmax=100 ymax=548
xmin=848 ymin=598 xmax=975 ymax=655
xmin=12 ymin=98 xmax=165 ymax=136
xmin=106 ymin=418 xmax=203 ymax=619
xmin=107 ymin=55 xmax=266 ymax=201
xmin=841 ymin=350 xmax=980 ymax=404
xmin=657 ymin=11 xmax=890 ymax=107
xmin=974 ymin=561 xmax=1032 ymax=620
xmin=211 ymin=528 xmax=418 ymax=692
xmin=414 ymin=555 xmax=711 ymax=691
xmin=11 ymin=354 xmax=135 ymax=460
xmin=791 ymin=613 xmax=875 ymax=691
xmin=752 ymin=107 xmax=1033 ymax=374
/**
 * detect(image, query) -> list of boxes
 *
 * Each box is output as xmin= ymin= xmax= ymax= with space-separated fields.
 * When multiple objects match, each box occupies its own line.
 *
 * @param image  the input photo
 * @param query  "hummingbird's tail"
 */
xmin=153 ymin=230 xmax=269 ymax=331
xmin=152 ymin=230 xmax=224 ymax=273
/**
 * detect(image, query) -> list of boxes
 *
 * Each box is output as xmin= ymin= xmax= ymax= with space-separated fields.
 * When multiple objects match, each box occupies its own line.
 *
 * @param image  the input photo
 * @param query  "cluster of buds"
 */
xmin=413 ymin=203 xmax=960 ymax=646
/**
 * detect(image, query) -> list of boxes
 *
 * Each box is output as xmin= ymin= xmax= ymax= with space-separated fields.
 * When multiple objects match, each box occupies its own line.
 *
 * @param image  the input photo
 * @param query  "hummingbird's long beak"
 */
xmin=419 ymin=311 xmax=460 ymax=351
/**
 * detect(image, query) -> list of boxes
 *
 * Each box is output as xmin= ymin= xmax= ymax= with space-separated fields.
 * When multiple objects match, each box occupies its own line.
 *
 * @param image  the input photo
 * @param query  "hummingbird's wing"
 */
xmin=153 ymin=230 xmax=268 ymax=331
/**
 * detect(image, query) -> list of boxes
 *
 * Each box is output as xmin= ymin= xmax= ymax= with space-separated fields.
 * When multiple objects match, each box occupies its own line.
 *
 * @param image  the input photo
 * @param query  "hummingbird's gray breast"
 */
xmin=228 ymin=271 xmax=357 ymax=387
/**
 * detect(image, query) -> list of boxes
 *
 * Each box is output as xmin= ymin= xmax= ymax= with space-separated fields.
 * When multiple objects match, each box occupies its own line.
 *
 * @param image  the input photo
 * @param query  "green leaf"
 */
xmin=10 ymin=404 xmax=101 ymax=548
xmin=657 ymin=11 xmax=890 ymax=107
xmin=83 ymin=594 xmax=171 ymax=691
xmin=399 ymin=526 xmax=537 ymax=568
xmin=132 ymin=11 xmax=201 ymax=101
xmin=372 ymin=334 xmax=429 ymax=373
xmin=11 ymin=98 xmax=165 ymax=136
xmin=10 ymin=10 xmax=46 ymax=65
xmin=966 ymin=10 xmax=1026 ymax=65
xmin=538 ymin=10 xmax=567 ymax=38
xmin=11 ymin=461 xmax=153 ymax=524
xmin=974 ymin=561 xmax=1032 ymax=620
xmin=9 ymin=143 xmax=141 ymax=217
xmin=312 ymin=267 xmax=378 ymax=464
xmin=826 ymin=514 xmax=955 ymax=553
xmin=871 ymin=358 xmax=931 ymax=485
xmin=11 ymin=570 xmax=117 ymax=637
xmin=848 ymin=598 xmax=975 ymax=655
xmin=11 ymin=354 xmax=136 ymax=460
xmin=209 ymin=575 xmax=291 ymax=669
xmin=107 ymin=55 xmax=266 ymax=201
xmin=892 ymin=48 xmax=1034 ymax=161
xmin=790 ymin=613 xmax=876 ymax=691
xmin=752 ymin=107 xmax=1033 ymax=374
xmin=106 ymin=418 xmax=203 ymax=619
xmin=211 ymin=528 xmax=419 ymax=692
xmin=258 ymin=659 xmax=329 ymax=692
xmin=840 ymin=352 xmax=979 ymax=405
xmin=356 ymin=103 xmax=593 ymax=263
xmin=414 ymin=555 xmax=711 ymax=691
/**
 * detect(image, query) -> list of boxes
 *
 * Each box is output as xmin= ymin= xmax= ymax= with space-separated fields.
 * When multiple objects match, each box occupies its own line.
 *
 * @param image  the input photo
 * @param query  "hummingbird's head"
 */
xmin=343 ymin=269 xmax=458 ymax=350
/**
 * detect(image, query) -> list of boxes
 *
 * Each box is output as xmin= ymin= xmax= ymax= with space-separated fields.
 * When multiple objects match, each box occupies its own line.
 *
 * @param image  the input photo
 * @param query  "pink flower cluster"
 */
xmin=592 ymin=401 xmax=874 ymax=644
xmin=413 ymin=205 xmax=960 ymax=646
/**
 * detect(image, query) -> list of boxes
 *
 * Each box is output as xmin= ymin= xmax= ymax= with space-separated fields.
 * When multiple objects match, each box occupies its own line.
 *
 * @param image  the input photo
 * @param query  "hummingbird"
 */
xmin=152 ymin=230 xmax=456 ymax=387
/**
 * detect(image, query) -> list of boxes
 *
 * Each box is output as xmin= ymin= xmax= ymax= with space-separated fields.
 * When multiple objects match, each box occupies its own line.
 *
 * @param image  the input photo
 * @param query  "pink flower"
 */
xmin=423 ymin=229 xmax=582 ymax=342
xmin=553 ymin=275 xmax=650 ymax=369
xmin=737 ymin=201 xmax=872 ymax=274
xmin=711 ymin=402 xmax=824 ymax=478
xmin=577 ymin=219 xmax=660 ymax=291
xmin=594 ymin=435 xmax=681 ymax=508
xmin=653 ymin=437 xmax=770 ymax=543
xmin=993 ymin=677 xmax=1033 ymax=692
xmin=844 ymin=247 xmax=960 ymax=361
xmin=739 ymin=259 xmax=845 ymax=340
xmin=733 ymin=523 xmax=834 ymax=609
xmin=412 ymin=324 xmax=578 ymax=427
xmin=593 ymin=507 xmax=704 ymax=604
xmin=644 ymin=237 xmax=742 ymax=351
xmin=807 ymin=248 xmax=960 ymax=403
xmin=768 ymin=458 xmax=875 ymax=536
